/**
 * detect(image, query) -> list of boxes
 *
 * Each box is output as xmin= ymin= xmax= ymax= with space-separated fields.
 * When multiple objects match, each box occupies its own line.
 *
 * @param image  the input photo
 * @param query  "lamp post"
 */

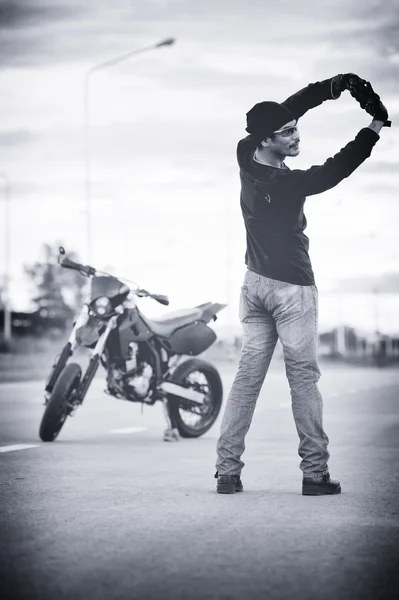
xmin=84 ymin=37 xmax=175 ymax=263
xmin=0 ymin=172 xmax=11 ymax=342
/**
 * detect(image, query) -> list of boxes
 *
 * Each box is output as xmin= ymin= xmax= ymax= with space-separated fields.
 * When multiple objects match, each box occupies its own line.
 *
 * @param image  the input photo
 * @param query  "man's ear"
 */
xmin=261 ymin=140 xmax=268 ymax=148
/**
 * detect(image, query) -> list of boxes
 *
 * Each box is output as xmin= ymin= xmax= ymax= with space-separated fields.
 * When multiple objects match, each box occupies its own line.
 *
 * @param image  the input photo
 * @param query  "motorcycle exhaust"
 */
xmin=158 ymin=381 xmax=205 ymax=405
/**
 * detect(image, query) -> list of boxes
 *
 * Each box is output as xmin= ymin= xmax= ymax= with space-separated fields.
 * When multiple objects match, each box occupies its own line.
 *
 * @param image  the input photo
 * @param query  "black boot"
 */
xmin=302 ymin=472 xmax=341 ymax=496
xmin=214 ymin=471 xmax=244 ymax=494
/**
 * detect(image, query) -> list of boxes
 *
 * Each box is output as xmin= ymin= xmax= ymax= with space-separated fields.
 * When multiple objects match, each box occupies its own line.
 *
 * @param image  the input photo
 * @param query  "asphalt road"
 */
xmin=1 ymin=359 xmax=399 ymax=600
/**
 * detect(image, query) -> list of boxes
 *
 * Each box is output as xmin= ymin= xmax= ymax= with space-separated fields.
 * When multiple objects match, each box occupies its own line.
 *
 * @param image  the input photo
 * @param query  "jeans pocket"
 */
xmin=240 ymin=286 xmax=259 ymax=322
xmin=239 ymin=288 xmax=249 ymax=322
xmin=239 ymin=272 xmax=260 ymax=322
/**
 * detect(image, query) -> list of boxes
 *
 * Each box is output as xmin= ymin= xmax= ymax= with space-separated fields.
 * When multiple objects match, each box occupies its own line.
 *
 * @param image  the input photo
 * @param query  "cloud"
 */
xmin=0 ymin=129 xmax=35 ymax=146
xmin=362 ymin=161 xmax=399 ymax=174
xmin=0 ymin=1 xmax=88 ymax=67
xmin=2 ymin=0 xmax=398 ymax=76
xmin=361 ymin=182 xmax=399 ymax=195
xmin=355 ymin=0 xmax=399 ymax=54
xmin=0 ymin=1 xmax=80 ymax=29
xmin=336 ymin=272 xmax=399 ymax=293
xmin=1 ymin=0 xmax=398 ymax=294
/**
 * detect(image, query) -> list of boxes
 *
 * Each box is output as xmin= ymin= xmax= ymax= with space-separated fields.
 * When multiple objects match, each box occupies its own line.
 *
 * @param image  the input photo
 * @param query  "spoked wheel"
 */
xmin=168 ymin=358 xmax=223 ymax=438
xmin=39 ymin=363 xmax=82 ymax=442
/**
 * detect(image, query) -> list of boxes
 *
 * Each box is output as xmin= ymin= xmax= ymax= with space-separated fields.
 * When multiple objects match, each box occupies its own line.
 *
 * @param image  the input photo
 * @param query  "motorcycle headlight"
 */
xmin=92 ymin=296 xmax=112 ymax=316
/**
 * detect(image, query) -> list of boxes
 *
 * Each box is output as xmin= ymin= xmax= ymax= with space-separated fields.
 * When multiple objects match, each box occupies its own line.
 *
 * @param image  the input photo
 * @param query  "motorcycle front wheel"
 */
xmin=168 ymin=358 xmax=223 ymax=438
xmin=39 ymin=363 xmax=82 ymax=442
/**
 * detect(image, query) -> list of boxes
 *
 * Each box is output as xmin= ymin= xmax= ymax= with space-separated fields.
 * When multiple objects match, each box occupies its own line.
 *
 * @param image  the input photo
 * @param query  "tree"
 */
xmin=25 ymin=242 xmax=87 ymax=330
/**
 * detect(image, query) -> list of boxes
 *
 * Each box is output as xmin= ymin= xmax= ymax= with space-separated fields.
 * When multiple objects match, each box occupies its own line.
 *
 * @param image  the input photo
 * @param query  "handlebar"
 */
xmin=58 ymin=247 xmax=169 ymax=305
xmin=136 ymin=288 xmax=169 ymax=306
xmin=58 ymin=255 xmax=96 ymax=276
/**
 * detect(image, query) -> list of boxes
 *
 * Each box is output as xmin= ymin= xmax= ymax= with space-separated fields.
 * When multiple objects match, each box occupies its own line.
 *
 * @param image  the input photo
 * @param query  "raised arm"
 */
xmin=263 ymin=122 xmax=382 ymax=197
xmin=281 ymin=74 xmax=354 ymax=121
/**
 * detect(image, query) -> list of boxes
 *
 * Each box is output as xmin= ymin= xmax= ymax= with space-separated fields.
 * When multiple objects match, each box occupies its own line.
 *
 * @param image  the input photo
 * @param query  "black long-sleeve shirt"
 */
xmin=237 ymin=78 xmax=380 ymax=286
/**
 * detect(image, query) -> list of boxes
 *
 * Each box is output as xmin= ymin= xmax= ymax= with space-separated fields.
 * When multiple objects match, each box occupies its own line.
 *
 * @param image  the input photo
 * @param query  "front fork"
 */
xmin=44 ymin=306 xmax=91 ymax=402
xmin=44 ymin=307 xmax=117 ymax=406
xmin=75 ymin=314 xmax=119 ymax=405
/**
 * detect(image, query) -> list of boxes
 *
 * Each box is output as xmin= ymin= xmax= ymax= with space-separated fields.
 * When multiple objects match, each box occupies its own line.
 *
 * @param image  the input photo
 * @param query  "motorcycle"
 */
xmin=39 ymin=247 xmax=226 ymax=443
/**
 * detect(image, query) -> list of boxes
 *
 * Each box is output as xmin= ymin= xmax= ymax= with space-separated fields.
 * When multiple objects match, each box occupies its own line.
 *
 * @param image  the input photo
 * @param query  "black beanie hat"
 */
xmin=245 ymin=101 xmax=295 ymax=142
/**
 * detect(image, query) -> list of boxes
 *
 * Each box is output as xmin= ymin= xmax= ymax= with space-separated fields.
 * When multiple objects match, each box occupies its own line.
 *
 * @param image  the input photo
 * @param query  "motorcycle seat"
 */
xmin=144 ymin=308 xmax=203 ymax=337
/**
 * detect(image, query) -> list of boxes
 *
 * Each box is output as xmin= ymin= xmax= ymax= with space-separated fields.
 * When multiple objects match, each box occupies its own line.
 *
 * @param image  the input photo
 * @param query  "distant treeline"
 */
xmin=0 ymin=308 xmax=71 ymax=336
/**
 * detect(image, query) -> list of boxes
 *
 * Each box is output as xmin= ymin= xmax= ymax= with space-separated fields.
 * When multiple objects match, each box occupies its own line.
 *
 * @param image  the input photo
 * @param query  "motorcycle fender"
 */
xmin=169 ymin=322 xmax=216 ymax=356
xmin=196 ymin=302 xmax=226 ymax=323
xmin=76 ymin=316 xmax=101 ymax=348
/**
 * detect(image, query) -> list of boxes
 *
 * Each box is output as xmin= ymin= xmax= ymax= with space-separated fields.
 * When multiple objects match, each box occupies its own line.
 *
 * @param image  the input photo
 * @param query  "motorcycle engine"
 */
xmin=127 ymin=363 xmax=153 ymax=398
xmin=125 ymin=344 xmax=153 ymax=399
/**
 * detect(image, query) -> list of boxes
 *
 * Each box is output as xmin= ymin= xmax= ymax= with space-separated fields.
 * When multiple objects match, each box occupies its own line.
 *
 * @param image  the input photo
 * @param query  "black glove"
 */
xmin=331 ymin=72 xmax=360 ymax=100
xmin=339 ymin=74 xmax=391 ymax=127
xmin=372 ymin=98 xmax=390 ymax=123
xmin=337 ymin=72 xmax=359 ymax=92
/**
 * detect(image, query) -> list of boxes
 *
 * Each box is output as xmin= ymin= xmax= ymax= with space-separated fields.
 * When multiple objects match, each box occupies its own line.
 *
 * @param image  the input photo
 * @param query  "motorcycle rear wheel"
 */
xmin=168 ymin=358 xmax=223 ymax=438
xmin=39 ymin=363 xmax=82 ymax=442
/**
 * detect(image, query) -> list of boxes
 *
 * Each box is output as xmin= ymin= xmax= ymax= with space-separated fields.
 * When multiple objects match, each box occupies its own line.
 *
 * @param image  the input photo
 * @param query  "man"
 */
xmin=214 ymin=73 xmax=389 ymax=496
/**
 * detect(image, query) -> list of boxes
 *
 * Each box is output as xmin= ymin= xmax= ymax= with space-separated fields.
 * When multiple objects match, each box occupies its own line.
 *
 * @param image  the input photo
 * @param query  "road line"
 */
xmin=0 ymin=444 xmax=40 ymax=453
xmin=108 ymin=427 xmax=147 ymax=435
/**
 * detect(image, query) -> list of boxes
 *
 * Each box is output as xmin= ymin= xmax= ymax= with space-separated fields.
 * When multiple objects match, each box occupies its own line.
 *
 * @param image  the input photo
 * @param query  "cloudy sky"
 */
xmin=1 ymin=0 xmax=398 ymax=334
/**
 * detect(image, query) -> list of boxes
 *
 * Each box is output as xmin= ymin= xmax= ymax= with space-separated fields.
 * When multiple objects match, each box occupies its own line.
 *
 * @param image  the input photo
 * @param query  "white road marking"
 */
xmin=0 ymin=444 xmax=40 ymax=453
xmin=108 ymin=427 xmax=147 ymax=435
xmin=278 ymin=402 xmax=291 ymax=408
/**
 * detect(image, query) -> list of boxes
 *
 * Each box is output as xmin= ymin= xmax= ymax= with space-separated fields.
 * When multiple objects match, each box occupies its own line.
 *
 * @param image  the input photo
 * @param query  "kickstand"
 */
xmin=162 ymin=397 xmax=180 ymax=442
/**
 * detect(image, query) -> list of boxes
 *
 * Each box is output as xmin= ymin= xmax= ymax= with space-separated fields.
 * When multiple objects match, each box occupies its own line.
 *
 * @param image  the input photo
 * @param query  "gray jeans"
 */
xmin=216 ymin=269 xmax=330 ymax=478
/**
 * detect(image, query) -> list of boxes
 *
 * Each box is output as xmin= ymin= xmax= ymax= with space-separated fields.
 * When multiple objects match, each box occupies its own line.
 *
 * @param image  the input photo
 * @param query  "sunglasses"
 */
xmin=273 ymin=125 xmax=298 ymax=137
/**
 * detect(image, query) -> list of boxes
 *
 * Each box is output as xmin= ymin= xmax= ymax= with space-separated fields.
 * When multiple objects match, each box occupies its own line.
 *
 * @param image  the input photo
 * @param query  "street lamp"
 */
xmin=0 ymin=172 xmax=11 ymax=342
xmin=84 ymin=37 xmax=176 ymax=263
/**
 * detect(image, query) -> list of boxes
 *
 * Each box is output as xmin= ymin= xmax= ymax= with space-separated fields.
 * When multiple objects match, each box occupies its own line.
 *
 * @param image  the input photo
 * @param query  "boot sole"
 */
xmin=302 ymin=484 xmax=341 ymax=496
xmin=217 ymin=483 xmax=244 ymax=494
